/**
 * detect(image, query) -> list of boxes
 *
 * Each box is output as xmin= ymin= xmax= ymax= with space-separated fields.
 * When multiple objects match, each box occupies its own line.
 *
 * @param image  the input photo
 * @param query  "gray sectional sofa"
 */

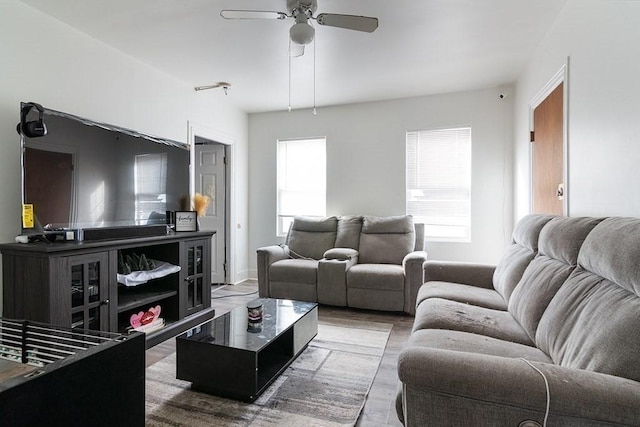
xmin=257 ymin=215 xmax=427 ymax=314
xmin=397 ymin=214 xmax=640 ymax=426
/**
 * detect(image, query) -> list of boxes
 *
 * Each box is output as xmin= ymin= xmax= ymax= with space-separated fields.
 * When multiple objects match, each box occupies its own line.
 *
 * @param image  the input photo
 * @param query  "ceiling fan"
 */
xmin=220 ymin=0 xmax=379 ymax=56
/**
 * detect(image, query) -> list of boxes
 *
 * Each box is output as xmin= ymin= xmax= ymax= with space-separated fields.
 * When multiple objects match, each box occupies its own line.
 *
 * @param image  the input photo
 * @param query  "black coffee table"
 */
xmin=176 ymin=298 xmax=318 ymax=402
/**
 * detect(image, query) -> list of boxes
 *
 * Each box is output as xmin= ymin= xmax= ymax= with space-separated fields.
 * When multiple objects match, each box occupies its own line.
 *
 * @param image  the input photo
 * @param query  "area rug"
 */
xmin=145 ymin=318 xmax=392 ymax=426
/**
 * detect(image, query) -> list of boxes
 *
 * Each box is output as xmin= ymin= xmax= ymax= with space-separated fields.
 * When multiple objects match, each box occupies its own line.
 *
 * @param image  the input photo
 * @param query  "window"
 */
xmin=134 ymin=153 xmax=167 ymax=224
xmin=277 ymin=137 xmax=326 ymax=236
xmin=406 ymin=127 xmax=471 ymax=242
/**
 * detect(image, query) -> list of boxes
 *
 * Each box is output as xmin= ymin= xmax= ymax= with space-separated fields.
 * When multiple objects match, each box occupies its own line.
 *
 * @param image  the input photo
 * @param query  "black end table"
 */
xmin=176 ymin=298 xmax=318 ymax=402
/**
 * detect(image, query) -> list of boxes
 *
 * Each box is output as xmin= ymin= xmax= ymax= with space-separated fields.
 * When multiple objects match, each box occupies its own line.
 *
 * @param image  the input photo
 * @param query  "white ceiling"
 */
xmin=20 ymin=0 xmax=567 ymax=113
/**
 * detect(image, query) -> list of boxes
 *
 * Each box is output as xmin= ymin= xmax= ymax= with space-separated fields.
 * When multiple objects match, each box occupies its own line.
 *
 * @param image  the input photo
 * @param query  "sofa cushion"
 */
xmin=416 ymin=282 xmax=507 ymax=311
xmin=270 ymin=258 xmax=318 ymax=284
xmin=413 ymin=298 xmax=533 ymax=346
xmin=346 ymin=264 xmax=404 ymax=291
xmin=287 ymin=216 xmax=338 ymax=260
xmin=358 ymin=215 xmax=415 ymax=264
xmin=536 ymin=217 xmax=640 ymax=382
xmin=334 ymin=215 xmax=363 ymax=249
xmin=492 ymin=214 xmax=555 ymax=303
xmin=406 ymin=329 xmax=552 ymax=363
xmin=508 ymin=216 xmax=603 ymax=341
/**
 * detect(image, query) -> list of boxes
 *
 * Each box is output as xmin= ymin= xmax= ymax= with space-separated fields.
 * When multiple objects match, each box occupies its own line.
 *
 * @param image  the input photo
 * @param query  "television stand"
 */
xmin=0 ymin=231 xmax=215 ymax=348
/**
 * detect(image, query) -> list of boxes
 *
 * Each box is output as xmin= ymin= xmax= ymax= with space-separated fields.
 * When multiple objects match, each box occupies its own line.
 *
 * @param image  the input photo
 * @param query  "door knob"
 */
xmin=556 ymin=183 xmax=564 ymax=200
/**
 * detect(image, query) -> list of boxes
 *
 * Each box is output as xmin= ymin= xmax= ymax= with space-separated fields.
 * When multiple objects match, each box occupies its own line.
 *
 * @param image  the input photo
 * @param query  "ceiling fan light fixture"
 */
xmin=194 ymin=81 xmax=232 ymax=93
xmin=290 ymin=21 xmax=314 ymax=45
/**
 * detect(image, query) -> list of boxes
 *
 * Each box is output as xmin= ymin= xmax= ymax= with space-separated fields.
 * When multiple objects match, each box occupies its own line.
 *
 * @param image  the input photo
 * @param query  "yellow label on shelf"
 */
xmin=22 ymin=204 xmax=34 ymax=228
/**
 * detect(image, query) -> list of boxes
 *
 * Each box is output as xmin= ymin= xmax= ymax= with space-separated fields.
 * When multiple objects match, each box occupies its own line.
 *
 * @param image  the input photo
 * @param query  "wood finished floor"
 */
xmin=145 ymin=280 xmax=411 ymax=426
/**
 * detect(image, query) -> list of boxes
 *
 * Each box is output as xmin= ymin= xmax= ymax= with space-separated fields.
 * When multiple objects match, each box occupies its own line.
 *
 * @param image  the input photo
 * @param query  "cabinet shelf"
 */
xmin=118 ymin=289 xmax=178 ymax=313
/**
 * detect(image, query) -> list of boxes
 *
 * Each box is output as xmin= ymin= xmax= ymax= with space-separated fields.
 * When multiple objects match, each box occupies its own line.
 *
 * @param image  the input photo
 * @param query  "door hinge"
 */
xmin=223 ymin=156 xmax=228 ymax=165
xmin=530 ymin=131 xmax=535 ymax=142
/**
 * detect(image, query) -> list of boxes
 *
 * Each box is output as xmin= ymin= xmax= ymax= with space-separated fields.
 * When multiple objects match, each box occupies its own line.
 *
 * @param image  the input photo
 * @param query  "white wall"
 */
xmin=514 ymin=0 xmax=640 ymax=219
xmin=0 ymin=1 xmax=249 ymax=312
xmin=248 ymin=87 xmax=514 ymax=277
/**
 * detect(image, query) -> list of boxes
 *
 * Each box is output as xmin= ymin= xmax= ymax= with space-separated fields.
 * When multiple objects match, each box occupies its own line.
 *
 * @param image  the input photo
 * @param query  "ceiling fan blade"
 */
xmin=315 ymin=13 xmax=378 ymax=33
xmin=289 ymin=43 xmax=305 ymax=58
xmin=220 ymin=10 xmax=288 ymax=20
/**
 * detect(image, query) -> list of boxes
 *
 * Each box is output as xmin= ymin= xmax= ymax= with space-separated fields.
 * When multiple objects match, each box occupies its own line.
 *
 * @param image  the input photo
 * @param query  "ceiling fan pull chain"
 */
xmin=288 ymin=39 xmax=292 ymax=112
xmin=313 ymin=34 xmax=317 ymax=115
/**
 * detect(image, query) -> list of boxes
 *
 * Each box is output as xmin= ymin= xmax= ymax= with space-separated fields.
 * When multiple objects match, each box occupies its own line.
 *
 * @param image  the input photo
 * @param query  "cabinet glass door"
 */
xmin=184 ymin=241 xmax=207 ymax=316
xmin=69 ymin=253 xmax=109 ymax=330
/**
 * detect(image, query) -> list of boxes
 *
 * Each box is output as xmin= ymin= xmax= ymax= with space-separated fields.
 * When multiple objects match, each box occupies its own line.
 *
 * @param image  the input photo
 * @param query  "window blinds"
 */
xmin=406 ymin=127 xmax=471 ymax=242
xmin=134 ymin=153 xmax=168 ymax=224
xmin=276 ymin=138 xmax=326 ymax=235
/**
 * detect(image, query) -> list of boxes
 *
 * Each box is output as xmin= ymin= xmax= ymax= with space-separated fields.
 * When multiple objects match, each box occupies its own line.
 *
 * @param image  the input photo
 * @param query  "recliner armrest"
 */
xmin=403 ymin=250 xmax=428 ymax=315
xmin=256 ymin=245 xmax=290 ymax=297
xmin=323 ymin=247 xmax=359 ymax=261
xmin=317 ymin=252 xmax=358 ymax=306
xmin=403 ymin=250 xmax=428 ymax=267
xmin=423 ymin=260 xmax=495 ymax=289
xmin=257 ymin=244 xmax=290 ymax=262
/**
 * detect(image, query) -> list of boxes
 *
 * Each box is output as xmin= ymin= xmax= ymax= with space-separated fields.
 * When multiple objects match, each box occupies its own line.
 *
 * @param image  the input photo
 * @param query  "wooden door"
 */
xmin=532 ymin=82 xmax=565 ymax=215
xmin=24 ymin=147 xmax=73 ymax=227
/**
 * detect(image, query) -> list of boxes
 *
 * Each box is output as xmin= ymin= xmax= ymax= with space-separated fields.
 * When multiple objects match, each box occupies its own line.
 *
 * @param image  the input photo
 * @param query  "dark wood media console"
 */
xmin=0 ymin=231 xmax=216 ymax=348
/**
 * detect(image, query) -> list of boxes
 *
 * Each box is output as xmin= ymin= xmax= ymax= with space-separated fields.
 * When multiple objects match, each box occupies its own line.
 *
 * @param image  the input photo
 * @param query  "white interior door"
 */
xmin=195 ymin=142 xmax=226 ymax=284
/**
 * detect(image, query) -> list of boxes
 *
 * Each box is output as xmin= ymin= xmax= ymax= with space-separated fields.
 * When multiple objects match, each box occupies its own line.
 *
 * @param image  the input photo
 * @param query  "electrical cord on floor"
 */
xmin=520 ymin=358 xmax=550 ymax=427
xmin=211 ymin=290 xmax=258 ymax=299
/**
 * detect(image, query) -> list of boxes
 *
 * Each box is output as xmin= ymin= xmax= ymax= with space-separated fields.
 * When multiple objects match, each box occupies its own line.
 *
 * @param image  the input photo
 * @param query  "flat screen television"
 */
xmin=20 ymin=104 xmax=190 ymax=238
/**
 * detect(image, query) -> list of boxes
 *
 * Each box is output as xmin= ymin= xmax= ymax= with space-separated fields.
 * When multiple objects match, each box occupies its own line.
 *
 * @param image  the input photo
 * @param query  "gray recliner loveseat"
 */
xmin=257 ymin=215 xmax=427 ymax=314
xmin=397 ymin=214 xmax=640 ymax=426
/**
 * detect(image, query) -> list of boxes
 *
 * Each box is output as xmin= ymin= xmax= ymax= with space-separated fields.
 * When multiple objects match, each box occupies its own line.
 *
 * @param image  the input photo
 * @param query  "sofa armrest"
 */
xmin=256 ymin=245 xmax=290 ymax=297
xmin=403 ymin=251 xmax=428 ymax=315
xmin=323 ymin=247 xmax=359 ymax=261
xmin=398 ymin=346 xmax=640 ymax=426
xmin=317 ymin=253 xmax=359 ymax=306
xmin=423 ymin=260 xmax=495 ymax=289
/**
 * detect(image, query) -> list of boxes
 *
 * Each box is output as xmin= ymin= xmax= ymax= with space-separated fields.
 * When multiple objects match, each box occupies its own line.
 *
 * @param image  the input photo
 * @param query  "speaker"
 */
xmin=16 ymin=102 xmax=47 ymax=138
xmin=80 ymin=224 xmax=168 ymax=242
